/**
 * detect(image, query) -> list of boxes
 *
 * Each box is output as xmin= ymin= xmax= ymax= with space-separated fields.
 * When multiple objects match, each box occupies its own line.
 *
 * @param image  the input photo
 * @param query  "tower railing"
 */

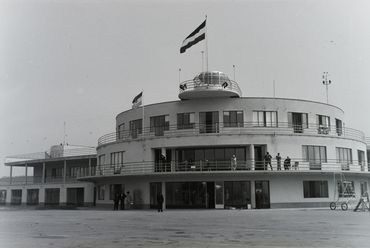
xmin=98 ymin=122 xmax=366 ymax=146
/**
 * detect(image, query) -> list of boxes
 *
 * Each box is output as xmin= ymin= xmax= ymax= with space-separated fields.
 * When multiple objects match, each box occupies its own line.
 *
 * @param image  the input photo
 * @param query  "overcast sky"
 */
xmin=1 ymin=0 xmax=370 ymax=177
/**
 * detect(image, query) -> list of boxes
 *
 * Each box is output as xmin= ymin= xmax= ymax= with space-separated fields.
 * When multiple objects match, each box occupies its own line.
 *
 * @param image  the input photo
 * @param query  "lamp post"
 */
xmin=322 ymin=72 xmax=332 ymax=104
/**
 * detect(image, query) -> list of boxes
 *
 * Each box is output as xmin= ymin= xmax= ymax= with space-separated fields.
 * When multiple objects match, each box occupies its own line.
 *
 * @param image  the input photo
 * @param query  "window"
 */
xmin=361 ymin=182 xmax=368 ymax=197
xmin=27 ymin=189 xmax=39 ymax=205
xmin=117 ymin=123 xmax=125 ymax=140
xmin=303 ymin=181 xmax=328 ymax=198
xmin=223 ymin=111 xmax=243 ymax=127
xmin=51 ymin=167 xmax=63 ymax=178
xmin=0 ymin=190 xmax=6 ymax=204
xmin=336 ymin=147 xmax=352 ymax=170
xmin=150 ymin=115 xmax=169 ymax=136
xmin=338 ymin=181 xmax=355 ymax=197
xmin=177 ymin=112 xmax=195 ymax=129
xmin=68 ymin=167 xmax=80 ymax=178
xmin=199 ymin=111 xmax=219 ymax=133
xmin=98 ymin=185 xmax=105 ymax=200
xmin=98 ymin=154 xmax=105 ymax=166
xmin=110 ymin=151 xmax=124 ymax=166
xmin=317 ymin=114 xmax=330 ymax=134
xmin=253 ymin=111 xmax=277 ymax=127
xmin=129 ymin=119 xmax=142 ymax=138
xmin=288 ymin=112 xmax=308 ymax=133
xmin=11 ymin=189 xmax=22 ymax=205
xmin=335 ymin=119 xmax=343 ymax=136
xmin=302 ymin=145 xmax=327 ymax=169
xmin=358 ymin=150 xmax=365 ymax=169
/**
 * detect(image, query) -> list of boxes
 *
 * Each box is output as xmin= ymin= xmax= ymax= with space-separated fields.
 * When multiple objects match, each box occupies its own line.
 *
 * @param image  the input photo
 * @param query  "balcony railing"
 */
xmin=85 ymin=159 xmax=369 ymax=178
xmin=98 ymin=122 xmax=366 ymax=146
xmin=5 ymin=147 xmax=96 ymax=164
xmin=0 ymin=176 xmax=82 ymax=186
xmin=179 ymin=79 xmax=242 ymax=96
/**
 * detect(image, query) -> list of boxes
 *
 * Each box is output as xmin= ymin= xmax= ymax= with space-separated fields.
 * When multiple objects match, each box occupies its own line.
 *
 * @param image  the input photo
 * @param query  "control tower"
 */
xmin=178 ymin=71 xmax=242 ymax=100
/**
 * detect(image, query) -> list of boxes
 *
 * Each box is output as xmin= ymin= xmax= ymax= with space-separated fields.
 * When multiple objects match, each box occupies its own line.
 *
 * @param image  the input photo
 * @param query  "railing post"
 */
xmin=25 ymin=163 xmax=28 ymax=185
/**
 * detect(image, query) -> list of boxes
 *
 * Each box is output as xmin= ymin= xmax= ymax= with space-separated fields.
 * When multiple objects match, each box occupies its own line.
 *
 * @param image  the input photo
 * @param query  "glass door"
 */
xmin=215 ymin=181 xmax=224 ymax=209
xmin=255 ymin=181 xmax=270 ymax=209
xmin=199 ymin=111 xmax=219 ymax=133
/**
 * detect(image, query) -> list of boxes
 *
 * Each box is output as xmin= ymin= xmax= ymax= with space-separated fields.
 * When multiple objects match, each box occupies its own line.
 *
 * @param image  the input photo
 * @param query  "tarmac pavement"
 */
xmin=0 ymin=208 xmax=369 ymax=248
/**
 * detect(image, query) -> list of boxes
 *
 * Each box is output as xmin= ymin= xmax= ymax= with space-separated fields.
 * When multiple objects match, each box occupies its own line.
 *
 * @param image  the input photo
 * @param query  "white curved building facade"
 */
xmin=86 ymin=71 xmax=369 ymax=209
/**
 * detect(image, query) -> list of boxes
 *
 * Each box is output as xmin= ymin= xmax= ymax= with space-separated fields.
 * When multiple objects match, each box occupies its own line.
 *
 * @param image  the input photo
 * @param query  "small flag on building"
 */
xmin=180 ymin=19 xmax=206 ymax=54
xmin=132 ymin=91 xmax=143 ymax=108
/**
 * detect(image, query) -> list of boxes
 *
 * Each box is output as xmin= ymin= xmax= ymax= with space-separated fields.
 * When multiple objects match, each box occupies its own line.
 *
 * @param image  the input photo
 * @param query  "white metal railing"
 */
xmin=98 ymin=122 xmax=366 ymax=146
xmin=84 ymin=159 xmax=369 ymax=178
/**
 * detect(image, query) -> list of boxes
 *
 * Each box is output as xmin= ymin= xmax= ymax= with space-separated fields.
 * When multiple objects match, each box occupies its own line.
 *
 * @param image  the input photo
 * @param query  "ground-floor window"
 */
xmin=45 ymin=188 xmax=60 ymax=205
xmin=224 ymin=181 xmax=251 ymax=209
xmin=303 ymin=181 xmax=328 ymax=198
xmin=166 ymin=182 xmax=207 ymax=208
xmin=11 ymin=189 xmax=22 ymax=205
xmin=27 ymin=189 xmax=39 ymax=205
xmin=67 ymin=188 xmax=84 ymax=206
xmin=337 ymin=181 xmax=355 ymax=197
xmin=0 ymin=190 xmax=6 ymax=204
xmin=98 ymin=185 xmax=105 ymax=200
xmin=361 ymin=182 xmax=368 ymax=197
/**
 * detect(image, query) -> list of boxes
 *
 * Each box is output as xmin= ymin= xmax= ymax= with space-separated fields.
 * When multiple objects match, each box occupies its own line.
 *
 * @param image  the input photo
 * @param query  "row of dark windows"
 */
xmin=118 ymin=111 xmax=343 ymax=136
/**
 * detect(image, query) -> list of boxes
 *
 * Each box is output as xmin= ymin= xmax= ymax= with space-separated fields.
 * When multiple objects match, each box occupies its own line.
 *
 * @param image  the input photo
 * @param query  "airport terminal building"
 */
xmin=1 ymin=71 xmax=369 ymax=209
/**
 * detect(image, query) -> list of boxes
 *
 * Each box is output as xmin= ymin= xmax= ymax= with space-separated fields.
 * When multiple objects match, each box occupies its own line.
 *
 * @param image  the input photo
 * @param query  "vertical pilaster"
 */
xmin=25 ymin=163 xmax=28 ymax=185
xmin=9 ymin=166 xmax=13 ymax=185
xmin=63 ymin=160 xmax=67 ymax=184
xmin=162 ymin=181 xmax=166 ymax=210
xmin=88 ymin=158 xmax=92 ymax=176
xmin=251 ymin=180 xmax=256 ymax=209
xmin=250 ymin=144 xmax=255 ymax=170
xmin=42 ymin=162 xmax=46 ymax=184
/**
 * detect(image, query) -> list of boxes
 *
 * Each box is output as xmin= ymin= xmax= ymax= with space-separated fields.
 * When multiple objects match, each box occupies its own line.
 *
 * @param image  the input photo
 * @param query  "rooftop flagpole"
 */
xmin=205 ymin=15 xmax=208 ymax=72
xmin=142 ymin=90 xmax=145 ymax=136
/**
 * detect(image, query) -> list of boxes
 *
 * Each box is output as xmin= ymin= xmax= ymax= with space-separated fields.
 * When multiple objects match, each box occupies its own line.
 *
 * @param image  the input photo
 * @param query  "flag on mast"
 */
xmin=132 ymin=91 xmax=143 ymax=109
xmin=180 ymin=19 xmax=206 ymax=53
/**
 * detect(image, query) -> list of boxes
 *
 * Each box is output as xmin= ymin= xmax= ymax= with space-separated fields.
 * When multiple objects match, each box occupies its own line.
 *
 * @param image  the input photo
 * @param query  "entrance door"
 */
xmin=150 ymin=182 xmax=162 ymax=209
xmin=206 ymin=182 xmax=215 ymax=209
xmin=254 ymin=145 xmax=266 ymax=170
xmin=199 ymin=111 xmax=219 ymax=133
xmin=255 ymin=181 xmax=270 ymax=209
xmin=215 ymin=181 xmax=224 ymax=209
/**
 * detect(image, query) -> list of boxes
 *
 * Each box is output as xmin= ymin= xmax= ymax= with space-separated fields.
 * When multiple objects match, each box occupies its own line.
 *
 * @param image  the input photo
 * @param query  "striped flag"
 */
xmin=180 ymin=19 xmax=206 ymax=54
xmin=132 ymin=92 xmax=143 ymax=108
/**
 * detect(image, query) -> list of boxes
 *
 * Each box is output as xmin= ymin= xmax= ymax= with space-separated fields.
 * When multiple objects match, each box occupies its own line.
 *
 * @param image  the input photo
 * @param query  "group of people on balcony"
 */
xmin=264 ymin=152 xmax=292 ymax=170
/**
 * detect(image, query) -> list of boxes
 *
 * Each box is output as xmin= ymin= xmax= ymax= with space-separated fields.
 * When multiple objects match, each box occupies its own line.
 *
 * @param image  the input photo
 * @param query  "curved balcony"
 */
xmin=79 ymin=159 xmax=369 ymax=179
xmin=178 ymin=71 xmax=242 ymax=100
xmin=97 ymin=122 xmax=366 ymax=147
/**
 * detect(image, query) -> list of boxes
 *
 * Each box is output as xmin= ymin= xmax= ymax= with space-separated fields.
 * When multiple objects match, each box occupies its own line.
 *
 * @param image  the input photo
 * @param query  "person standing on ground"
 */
xmin=157 ymin=193 xmax=164 ymax=212
xmin=113 ymin=192 xmax=120 ymax=210
xmin=264 ymin=152 xmax=273 ymax=170
xmin=120 ymin=191 xmax=127 ymax=210
xmin=276 ymin=153 xmax=282 ymax=170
